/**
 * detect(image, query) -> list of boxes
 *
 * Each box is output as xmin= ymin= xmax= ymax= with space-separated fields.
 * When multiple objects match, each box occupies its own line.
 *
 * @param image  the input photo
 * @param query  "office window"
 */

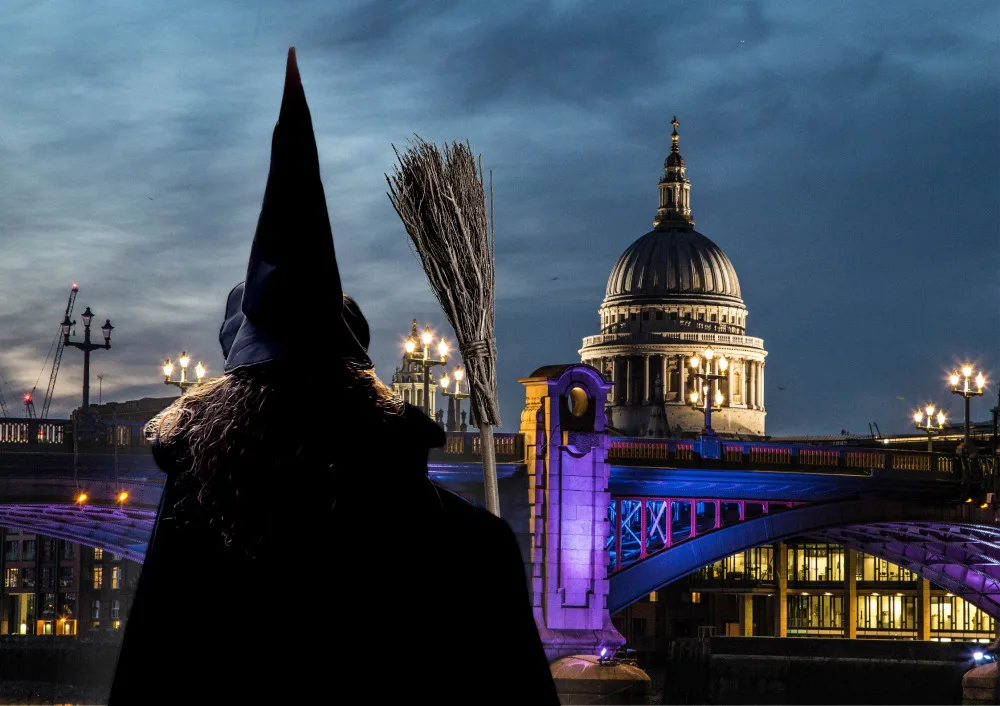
xmin=691 ymin=591 xmax=702 ymax=604
xmin=41 ymin=540 xmax=54 ymax=562
xmin=92 ymin=566 xmax=103 ymax=590
xmin=93 ymin=548 xmax=103 ymax=561
xmin=91 ymin=600 xmax=101 ymax=621
xmin=4 ymin=541 xmax=17 ymax=561
xmin=58 ymin=567 xmax=74 ymax=588
xmin=22 ymin=540 xmax=36 ymax=561
xmin=111 ymin=566 xmax=121 ymax=590
xmin=856 ymin=595 xmax=916 ymax=630
xmin=5 ymin=568 xmax=18 ymax=589
xmin=788 ymin=595 xmax=844 ymax=629
xmin=41 ymin=567 xmax=53 ymax=589
xmin=22 ymin=567 xmax=35 ymax=588
xmin=41 ymin=593 xmax=56 ymax=617
xmin=111 ymin=600 xmax=121 ymax=620
xmin=59 ymin=540 xmax=73 ymax=561
xmin=61 ymin=593 xmax=77 ymax=620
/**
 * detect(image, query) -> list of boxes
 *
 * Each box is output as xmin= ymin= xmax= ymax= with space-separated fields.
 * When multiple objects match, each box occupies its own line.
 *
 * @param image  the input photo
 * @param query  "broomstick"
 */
xmin=386 ymin=136 xmax=502 ymax=517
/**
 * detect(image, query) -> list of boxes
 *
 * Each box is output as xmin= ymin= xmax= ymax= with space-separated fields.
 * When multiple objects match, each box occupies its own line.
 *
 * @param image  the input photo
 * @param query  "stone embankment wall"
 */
xmin=659 ymin=637 xmax=976 ymax=705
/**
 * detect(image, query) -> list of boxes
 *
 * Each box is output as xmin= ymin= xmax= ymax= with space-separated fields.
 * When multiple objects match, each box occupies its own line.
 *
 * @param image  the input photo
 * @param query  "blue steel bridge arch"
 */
xmin=608 ymin=497 xmax=999 ymax=616
xmin=0 ymin=476 xmax=162 ymax=564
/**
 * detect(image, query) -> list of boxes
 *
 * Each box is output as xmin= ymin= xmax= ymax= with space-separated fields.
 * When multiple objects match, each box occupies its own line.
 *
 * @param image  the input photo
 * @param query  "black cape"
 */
xmin=109 ymin=405 xmax=559 ymax=704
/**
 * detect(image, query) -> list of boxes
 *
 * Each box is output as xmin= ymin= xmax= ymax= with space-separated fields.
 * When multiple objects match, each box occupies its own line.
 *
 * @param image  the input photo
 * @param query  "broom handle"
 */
xmin=479 ymin=425 xmax=501 ymax=517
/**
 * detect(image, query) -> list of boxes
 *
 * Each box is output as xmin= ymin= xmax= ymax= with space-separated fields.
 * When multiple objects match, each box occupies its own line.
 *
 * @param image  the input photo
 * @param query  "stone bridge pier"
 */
xmin=517 ymin=364 xmax=625 ymax=663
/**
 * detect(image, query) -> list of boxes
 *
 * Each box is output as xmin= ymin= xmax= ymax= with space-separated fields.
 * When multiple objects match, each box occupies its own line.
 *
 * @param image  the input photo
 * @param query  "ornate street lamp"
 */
xmin=949 ymin=364 xmax=986 ymax=447
xmin=63 ymin=307 xmax=114 ymax=409
xmin=162 ymin=352 xmax=207 ymax=395
xmin=404 ymin=323 xmax=449 ymax=418
xmin=440 ymin=366 xmax=470 ymax=432
xmin=688 ymin=347 xmax=728 ymax=434
xmin=913 ymin=404 xmax=946 ymax=452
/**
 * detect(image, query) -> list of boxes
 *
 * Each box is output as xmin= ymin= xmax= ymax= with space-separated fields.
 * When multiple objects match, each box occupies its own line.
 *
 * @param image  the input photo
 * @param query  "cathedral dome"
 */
xmin=603 ymin=227 xmax=742 ymax=306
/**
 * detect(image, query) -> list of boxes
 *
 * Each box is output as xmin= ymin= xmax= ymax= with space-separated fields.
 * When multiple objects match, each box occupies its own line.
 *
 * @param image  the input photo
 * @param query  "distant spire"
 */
xmin=654 ymin=115 xmax=694 ymax=229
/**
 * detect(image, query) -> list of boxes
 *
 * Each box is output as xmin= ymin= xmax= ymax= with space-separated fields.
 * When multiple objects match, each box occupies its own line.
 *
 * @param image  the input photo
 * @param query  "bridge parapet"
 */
xmin=610 ymin=437 xmax=955 ymax=474
xmin=0 ymin=417 xmax=152 ymax=455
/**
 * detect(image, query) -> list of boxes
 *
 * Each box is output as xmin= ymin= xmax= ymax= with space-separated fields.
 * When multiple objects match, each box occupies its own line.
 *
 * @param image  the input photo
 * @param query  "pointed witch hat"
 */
xmin=224 ymin=47 xmax=369 ymax=372
xmin=220 ymin=280 xmax=370 ymax=361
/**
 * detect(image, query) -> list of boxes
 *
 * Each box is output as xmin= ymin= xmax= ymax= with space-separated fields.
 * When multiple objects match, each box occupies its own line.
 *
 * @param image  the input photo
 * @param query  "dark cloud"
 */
xmin=0 ymin=0 xmax=996 ymax=437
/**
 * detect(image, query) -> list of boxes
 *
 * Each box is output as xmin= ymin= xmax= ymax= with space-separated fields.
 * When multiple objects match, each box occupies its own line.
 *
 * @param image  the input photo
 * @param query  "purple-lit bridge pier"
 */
xmin=0 ymin=363 xmax=996 ymax=660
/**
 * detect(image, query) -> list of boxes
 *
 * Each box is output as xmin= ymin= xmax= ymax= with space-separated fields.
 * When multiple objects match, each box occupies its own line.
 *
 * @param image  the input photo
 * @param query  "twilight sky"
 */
xmin=0 ymin=0 xmax=997 ymax=435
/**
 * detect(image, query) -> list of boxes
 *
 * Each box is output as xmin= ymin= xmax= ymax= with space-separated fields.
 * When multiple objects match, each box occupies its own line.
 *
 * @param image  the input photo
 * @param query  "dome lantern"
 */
xmin=653 ymin=116 xmax=694 ymax=230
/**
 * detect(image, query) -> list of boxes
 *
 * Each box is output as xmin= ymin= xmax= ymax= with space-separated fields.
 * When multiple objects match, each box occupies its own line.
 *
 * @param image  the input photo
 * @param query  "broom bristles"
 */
xmin=386 ymin=135 xmax=500 ymax=427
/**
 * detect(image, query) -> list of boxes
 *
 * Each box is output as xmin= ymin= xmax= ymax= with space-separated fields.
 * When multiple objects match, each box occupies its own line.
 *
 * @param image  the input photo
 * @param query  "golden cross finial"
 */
xmin=671 ymin=116 xmax=680 ymax=150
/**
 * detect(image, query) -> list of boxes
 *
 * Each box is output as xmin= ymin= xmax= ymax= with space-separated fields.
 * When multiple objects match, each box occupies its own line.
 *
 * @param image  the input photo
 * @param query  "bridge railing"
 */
xmin=609 ymin=438 xmax=955 ymax=474
xmin=432 ymin=432 xmax=524 ymax=464
xmin=0 ymin=418 xmax=153 ymax=454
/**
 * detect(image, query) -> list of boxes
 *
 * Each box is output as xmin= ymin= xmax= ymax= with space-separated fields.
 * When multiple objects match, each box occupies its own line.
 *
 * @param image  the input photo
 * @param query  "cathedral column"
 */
xmin=758 ymin=362 xmax=765 ymax=410
xmin=661 ymin=355 xmax=669 ymax=403
xmin=643 ymin=356 xmax=653 ymax=404
xmin=751 ymin=362 xmax=758 ymax=409
xmin=679 ymin=355 xmax=688 ymax=402
xmin=626 ymin=357 xmax=633 ymax=405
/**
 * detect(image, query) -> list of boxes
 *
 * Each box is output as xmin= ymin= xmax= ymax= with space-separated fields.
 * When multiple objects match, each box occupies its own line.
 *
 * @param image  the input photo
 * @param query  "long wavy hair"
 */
xmin=146 ymin=361 xmax=403 ymax=553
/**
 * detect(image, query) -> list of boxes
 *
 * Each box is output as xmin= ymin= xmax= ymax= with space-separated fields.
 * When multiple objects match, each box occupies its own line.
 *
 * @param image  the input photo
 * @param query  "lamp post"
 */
xmin=913 ymin=404 xmax=946 ymax=452
xmin=162 ymin=352 xmax=207 ymax=395
xmin=688 ymin=347 xmax=728 ymax=434
xmin=440 ymin=366 xmax=470 ymax=432
xmin=62 ymin=307 xmax=114 ymax=409
xmin=404 ymin=324 xmax=449 ymax=419
xmin=949 ymin=364 xmax=986 ymax=447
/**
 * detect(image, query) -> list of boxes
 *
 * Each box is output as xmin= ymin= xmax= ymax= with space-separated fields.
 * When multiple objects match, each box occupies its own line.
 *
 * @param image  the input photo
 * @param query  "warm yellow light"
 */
xmin=421 ymin=327 xmax=432 ymax=347
xmin=179 ymin=352 xmax=190 ymax=369
xmin=715 ymin=390 xmax=724 ymax=406
xmin=405 ymin=338 xmax=416 ymax=354
xmin=976 ymin=373 xmax=985 ymax=390
xmin=75 ymin=492 xmax=88 ymax=504
xmin=914 ymin=411 xmax=923 ymax=424
xmin=966 ymin=497 xmax=973 ymax=503
xmin=438 ymin=340 xmax=448 ymax=358
xmin=937 ymin=411 xmax=946 ymax=427
xmin=962 ymin=365 xmax=973 ymax=378
xmin=689 ymin=391 xmax=699 ymax=404
xmin=162 ymin=360 xmax=173 ymax=378
xmin=195 ymin=362 xmax=206 ymax=381
xmin=718 ymin=356 xmax=728 ymax=372
xmin=925 ymin=405 xmax=935 ymax=417
xmin=981 ymin=503 xmax=990 ymax=509
xmin=703 ymin=348 xmax=714 ymax=360
xmin=454 ymin=367 xmax=464 ymax=382
xmin=117 ymin=491 xmax=128 ymax=503
xmin=689 ymin=356 xmax=700 ymax=369
xmin=440 ymin=375 xmax=450 ymax=390
xmin=950 ymin=373 xmax=960 ymax=386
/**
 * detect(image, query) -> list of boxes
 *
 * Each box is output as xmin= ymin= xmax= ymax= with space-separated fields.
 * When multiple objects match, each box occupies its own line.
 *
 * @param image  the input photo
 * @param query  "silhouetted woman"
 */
xmin=108 ymin=47 xmax=559 ymax=705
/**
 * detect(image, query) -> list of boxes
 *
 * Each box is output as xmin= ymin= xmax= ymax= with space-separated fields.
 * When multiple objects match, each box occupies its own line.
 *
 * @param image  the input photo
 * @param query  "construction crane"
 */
xmin=39 ymin=284 xmax=79 ymax=419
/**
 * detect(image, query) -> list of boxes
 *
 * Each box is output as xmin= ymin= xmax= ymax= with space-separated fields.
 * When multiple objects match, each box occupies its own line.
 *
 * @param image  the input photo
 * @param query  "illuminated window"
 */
xmin=649 ymin=591 xmax=658 ymax=603
xmin=92 ymin=567 xmax=103 ymax=590
xmin=93 ymin=548 xmax=103 ymax=561
xmin=691 ymin=591 xmax=702 ymax=604
xmin=111 ymin=566 xmax=121 ymax=590
xmin=40 ymin=594 xmax=56 ymax=617
xmin=4 ymin=568 xmax=18 ymax=589
xmin=112 ymin=620 xmax=121 ymax=630
xmin=22 ymin=568 xmax=35 ymax=588
xmin=58 ymin=567 xmax=74 ymax=588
